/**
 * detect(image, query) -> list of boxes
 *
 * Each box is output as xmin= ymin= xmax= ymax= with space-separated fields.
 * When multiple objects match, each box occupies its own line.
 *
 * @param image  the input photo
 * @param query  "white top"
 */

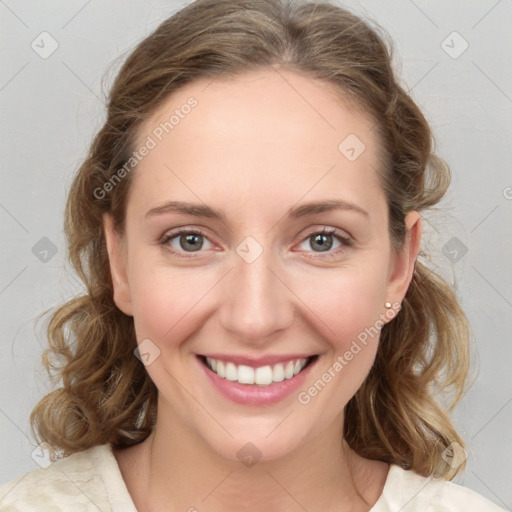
xmin=0 ymin=444 xmax=505 ymax=511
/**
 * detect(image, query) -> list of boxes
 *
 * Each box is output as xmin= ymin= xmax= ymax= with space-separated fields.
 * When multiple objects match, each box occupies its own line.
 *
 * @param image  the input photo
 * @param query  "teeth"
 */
xmin=284 ymin=361 xmax=295 ymax=379
xmin=255 ymin=366 xmax=273 ymax=386
xmin=216 ymin=360 xmax=225 ymax=378
xmin=238 ymin=365 xmax=255 ymax=384
xmin=204 ymin=357 xmax=310 ymax=387
xmin=272 ymin=363 xmax=285 ymax=382
xmin=225 ymin=362 xmax=237 ymax=381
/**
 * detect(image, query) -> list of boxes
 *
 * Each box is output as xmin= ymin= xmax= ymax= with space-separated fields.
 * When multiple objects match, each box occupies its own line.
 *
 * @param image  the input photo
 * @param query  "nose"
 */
xmin=218 ymin=243 xmax=294 ymax=344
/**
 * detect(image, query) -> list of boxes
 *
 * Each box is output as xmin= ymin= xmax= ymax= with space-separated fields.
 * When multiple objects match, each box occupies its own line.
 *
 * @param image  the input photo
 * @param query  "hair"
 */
xmin=31 ymin=0 xmax=472 ymax=480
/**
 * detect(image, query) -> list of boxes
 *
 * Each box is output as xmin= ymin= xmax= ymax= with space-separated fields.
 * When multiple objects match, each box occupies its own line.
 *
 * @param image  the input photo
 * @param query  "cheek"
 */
xmin=127 ymin=255 xmax=226 ymax=352
xmin=291 ymin=262 xmax=389 ymax=352
xmin=290 ymin=265 xmax=389 ymax=414
xmin=127 ymin=247 xmax=391 ymax=358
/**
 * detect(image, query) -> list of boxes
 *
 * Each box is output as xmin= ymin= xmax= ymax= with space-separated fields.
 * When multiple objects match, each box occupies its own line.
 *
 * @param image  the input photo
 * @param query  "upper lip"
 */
xmin=198 ymin=353 xmax=317 ymax=368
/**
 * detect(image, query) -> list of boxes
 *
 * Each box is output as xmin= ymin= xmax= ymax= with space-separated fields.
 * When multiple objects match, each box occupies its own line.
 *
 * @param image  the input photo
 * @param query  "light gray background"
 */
xmin=1 ymin=0 xmax=511 ymax=508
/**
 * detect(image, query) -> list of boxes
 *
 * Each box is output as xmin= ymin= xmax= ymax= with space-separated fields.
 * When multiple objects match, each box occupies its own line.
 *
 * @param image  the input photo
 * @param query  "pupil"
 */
xmin=181 ymin=233 xmax=202 ymax=251
xmin=178 ymin=233 xmax=333 ymax=253
xmin=312 ymin=233 xmax=332 ymax=252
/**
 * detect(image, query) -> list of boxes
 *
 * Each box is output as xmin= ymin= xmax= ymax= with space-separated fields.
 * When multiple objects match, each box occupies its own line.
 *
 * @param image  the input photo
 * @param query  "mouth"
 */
xmin=198 ymin=354 xmax=319 ymax=387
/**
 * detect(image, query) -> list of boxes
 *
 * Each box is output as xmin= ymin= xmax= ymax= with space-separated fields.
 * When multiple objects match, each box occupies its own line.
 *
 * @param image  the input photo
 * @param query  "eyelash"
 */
xmin=159 ymin=227 xmax=353 ymax=260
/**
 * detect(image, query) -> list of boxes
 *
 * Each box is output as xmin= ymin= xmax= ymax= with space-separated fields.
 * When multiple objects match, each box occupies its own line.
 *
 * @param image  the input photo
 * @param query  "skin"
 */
xmin=104 ymin=67 xmax=421 ymax=512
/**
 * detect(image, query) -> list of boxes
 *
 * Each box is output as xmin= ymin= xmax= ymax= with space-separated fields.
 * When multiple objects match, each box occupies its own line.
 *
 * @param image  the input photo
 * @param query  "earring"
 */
xmin=384 ymin=302 xmax=392 ymax=308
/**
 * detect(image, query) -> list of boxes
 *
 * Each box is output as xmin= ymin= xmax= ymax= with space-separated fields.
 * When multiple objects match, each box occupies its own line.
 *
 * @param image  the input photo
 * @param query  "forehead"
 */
xmin=129 ymin=68 xmax=384 ymax=222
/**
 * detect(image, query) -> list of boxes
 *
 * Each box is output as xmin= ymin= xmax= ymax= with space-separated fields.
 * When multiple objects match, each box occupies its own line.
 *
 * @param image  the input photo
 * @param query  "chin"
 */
xmin=209 ymin=429 xmax=306 ymax=466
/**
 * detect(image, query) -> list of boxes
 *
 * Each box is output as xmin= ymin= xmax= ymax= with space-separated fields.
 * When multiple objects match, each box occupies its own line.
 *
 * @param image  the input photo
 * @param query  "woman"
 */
xmin=0 ymin=0 xmax=505 ymax=510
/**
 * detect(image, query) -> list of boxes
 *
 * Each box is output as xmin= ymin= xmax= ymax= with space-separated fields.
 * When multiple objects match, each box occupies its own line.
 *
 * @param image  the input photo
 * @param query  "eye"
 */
xmin=160 ymin=229 xmax=214 ymax=258
xmin=159 ymin=226 xmax=353 ymax=260
xmin=297 ymin=227 xmax=352 ymax=257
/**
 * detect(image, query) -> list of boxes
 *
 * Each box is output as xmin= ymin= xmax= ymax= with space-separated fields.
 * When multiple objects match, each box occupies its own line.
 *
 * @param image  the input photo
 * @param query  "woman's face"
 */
xmin=105 ymin=68 xmax=420 ymax=462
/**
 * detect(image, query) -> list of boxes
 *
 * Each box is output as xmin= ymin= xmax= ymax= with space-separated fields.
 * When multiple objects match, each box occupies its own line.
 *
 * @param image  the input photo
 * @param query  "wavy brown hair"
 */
xmin=31 ymin=0 xmax=472 ymax=479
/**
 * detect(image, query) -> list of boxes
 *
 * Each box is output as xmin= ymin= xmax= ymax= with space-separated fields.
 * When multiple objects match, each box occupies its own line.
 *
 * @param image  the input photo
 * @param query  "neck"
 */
xmin=122 ymin=402 xmax=385 ymax=512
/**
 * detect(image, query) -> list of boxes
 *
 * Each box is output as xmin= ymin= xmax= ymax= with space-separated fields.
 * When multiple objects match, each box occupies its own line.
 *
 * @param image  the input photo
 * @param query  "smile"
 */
xmin=197 ymin=353 xmax=319 ymax=405
xmin=203 ymin=356 xmax=315 ymax=386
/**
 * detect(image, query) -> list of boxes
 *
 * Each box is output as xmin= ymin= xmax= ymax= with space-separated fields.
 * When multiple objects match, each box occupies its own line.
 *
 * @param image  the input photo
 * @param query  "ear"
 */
xmin=385 ymin=211 xmax=422 ymax=306
xmin=103 ymin=214 xmax=133 ymax=316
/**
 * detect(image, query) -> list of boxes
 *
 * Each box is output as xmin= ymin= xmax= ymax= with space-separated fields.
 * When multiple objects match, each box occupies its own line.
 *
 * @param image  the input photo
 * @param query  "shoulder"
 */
xmin=0 ymin=444 xmax=127 ymax=512
xmin=372 ymin=464 xmax=506 ymax=512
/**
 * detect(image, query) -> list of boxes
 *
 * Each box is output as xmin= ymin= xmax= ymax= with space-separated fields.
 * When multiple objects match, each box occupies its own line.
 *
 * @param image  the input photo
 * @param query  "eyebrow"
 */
xmin=145 ymin=199 xmax=368 ymax=221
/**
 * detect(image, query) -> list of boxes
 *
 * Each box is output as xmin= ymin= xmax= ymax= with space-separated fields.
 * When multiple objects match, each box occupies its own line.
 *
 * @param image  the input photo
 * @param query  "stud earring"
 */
xmin=384 ymin=302 xmax=392 ymax=308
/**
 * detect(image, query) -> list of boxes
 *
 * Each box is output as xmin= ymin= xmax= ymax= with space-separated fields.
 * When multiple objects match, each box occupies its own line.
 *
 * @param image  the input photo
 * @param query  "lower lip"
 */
xmin=197 ymin=356 xmax=316 ymax=406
